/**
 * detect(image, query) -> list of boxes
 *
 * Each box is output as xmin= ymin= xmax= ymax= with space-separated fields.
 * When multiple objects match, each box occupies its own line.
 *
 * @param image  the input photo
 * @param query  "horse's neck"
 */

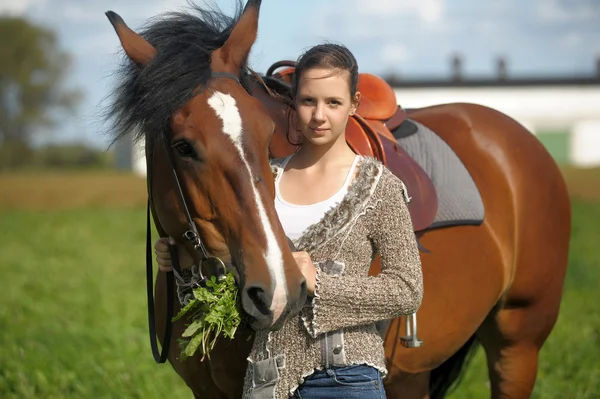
xmin=250 ymin=79 xmax=299 ymax=159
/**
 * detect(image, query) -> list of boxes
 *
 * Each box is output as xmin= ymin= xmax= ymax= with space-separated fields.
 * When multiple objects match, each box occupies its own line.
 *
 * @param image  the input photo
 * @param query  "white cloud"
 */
xmin=74 ymin=31 xmax=120 ymax=57
xmin=59 ymin=1 xmax=184 ymax=24
xmin=558 ymin=32 xmax=581 ymax=48
xmin=380 ymin=43 xmax=410 ymax=63
xmin=536 ymin=0 xmax=597 ymax=22
xmin=312 ymin=0 xmax=449 ymax=41
xmin=356 ymin=0 xmax=445 ymax=24
xmin=0 ymin=0 xmax=44 ymax=15
xmin=62 ymin=4 xmax=100 ymax=23
xmin=476 ymin=20 xmax=500 ymax=36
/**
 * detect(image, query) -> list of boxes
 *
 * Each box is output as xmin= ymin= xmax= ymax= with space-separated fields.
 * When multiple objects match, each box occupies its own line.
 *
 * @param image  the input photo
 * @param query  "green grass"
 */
xmin=0 ymin=209 xmax=189 ymax=399
xmin=1 ymin=202 xmax=599 ymax=398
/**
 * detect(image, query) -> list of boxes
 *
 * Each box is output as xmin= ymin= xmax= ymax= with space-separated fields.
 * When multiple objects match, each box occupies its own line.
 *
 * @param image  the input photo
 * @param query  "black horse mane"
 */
xmin=105 ymin=1 xmax=255 ymax=148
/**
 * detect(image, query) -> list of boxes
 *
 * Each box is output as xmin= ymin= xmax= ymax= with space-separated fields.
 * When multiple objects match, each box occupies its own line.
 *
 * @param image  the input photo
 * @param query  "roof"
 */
xmin=384 ymin=76 xmax=600 ymax=88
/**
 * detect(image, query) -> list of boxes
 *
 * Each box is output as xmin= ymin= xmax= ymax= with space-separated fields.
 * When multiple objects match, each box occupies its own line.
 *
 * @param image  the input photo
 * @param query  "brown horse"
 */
xmin=374 ymin=103 xmax=572 ymax=399
xmin=104 ymin=1 xmax=307 ymax=397
xmin=384 ymin=103 xmax=571 ymax=399
xmin=259 ymin=68 xmax=572 ymax=398
xmin=105 ymin=1 xmax=571 ymax=398
xmin=261 ymin=67 xmax=571 ymax=398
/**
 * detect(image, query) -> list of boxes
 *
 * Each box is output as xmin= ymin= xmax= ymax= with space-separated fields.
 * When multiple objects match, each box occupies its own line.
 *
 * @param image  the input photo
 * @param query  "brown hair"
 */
xmin=286 ymin=43 xmax=359 ymax=146
xmin=291 ymin=43 xmax=359 ymax=100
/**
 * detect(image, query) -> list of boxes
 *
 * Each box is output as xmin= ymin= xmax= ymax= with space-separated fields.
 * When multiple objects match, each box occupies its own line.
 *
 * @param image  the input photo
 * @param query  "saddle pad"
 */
xmin=394 ymin=120 xmax=485 ymax=228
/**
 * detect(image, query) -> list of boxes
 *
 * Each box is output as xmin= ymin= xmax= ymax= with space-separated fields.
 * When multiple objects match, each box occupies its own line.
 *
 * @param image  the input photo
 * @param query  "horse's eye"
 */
xmin=174 ymin=141 xmax=195 ymax=158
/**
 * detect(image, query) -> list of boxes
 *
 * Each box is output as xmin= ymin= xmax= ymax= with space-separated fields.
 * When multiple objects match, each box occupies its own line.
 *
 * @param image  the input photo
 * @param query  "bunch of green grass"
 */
xmin=172 ymin=273 xmax=242 ymax=361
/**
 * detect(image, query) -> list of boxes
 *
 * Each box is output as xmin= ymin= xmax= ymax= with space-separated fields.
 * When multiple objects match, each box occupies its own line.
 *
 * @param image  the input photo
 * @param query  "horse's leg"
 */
xmin=478 ymin=318 xmax=541 ymax=399
xmin=474 ymin=119 xmax=571 ymax=399
xmin=477 ymin=287 xmax=565 ymax=399
xmin=476 ymin=230 xmax=570 ymax=399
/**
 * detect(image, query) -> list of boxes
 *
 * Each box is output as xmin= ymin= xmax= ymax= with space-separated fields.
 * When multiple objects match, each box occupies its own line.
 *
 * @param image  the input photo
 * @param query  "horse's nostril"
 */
xmin=246 ymin=286 xmax=271 ymax=316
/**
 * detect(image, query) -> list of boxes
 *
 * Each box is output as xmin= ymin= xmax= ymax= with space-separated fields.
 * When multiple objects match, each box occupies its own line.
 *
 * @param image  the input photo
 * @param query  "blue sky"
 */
xmin=2 ymin=0 xmax=599 ymax=148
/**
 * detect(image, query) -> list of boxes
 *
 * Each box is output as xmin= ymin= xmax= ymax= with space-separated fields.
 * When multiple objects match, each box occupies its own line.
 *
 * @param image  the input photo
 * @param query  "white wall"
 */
xmin=394 ymin=85 xmax=600 ymax=167
xmin=132 ymin=139 xmax=146 ymax=176
xmin=570 ymin=120 xmax=600 ymax=167
xmin=394 ymin=86 xmax=600 ymax=131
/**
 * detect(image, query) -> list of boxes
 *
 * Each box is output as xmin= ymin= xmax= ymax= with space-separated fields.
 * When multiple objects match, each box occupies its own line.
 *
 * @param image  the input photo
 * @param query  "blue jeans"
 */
xmin=293 ymin=364 xmax=386 ymax=399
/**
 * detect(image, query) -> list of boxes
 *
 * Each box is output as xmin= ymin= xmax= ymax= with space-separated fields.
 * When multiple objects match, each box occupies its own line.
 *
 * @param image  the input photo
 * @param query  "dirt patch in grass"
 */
xmin=0 ymin=171 xmax=147 ymax=210
xmin=561 ymin=167 xmax=600 ymax=202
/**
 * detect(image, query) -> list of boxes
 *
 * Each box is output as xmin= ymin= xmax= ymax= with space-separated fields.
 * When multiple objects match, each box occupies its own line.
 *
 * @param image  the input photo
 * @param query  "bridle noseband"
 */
xmin=145 ymin=71 xmax=242 ymax=363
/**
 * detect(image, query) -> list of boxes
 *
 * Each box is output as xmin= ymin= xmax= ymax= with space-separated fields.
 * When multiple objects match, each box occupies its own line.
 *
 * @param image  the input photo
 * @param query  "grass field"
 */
xmin=1 ymin=170 xmax=599 ymax=398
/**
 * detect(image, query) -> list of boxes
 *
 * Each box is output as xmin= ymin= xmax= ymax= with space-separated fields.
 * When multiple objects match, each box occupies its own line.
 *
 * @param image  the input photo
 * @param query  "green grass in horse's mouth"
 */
xmin=172 ymin=272 xmax=241 ymax=361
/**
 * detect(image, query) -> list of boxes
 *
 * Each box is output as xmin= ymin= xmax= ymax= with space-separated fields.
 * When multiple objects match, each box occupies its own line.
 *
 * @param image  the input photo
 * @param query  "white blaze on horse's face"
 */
xmin=207 ymin=91 xmax=288 ymax=322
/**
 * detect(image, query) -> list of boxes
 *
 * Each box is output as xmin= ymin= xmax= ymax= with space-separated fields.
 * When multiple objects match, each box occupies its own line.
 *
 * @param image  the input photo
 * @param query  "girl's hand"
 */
xmin=154 ymin=237 xmax=174 ymax=272
xmin=292 ymin=251 xmax=317 ymax=296
xmin=154 ymin=237 xmax=195 ymax=272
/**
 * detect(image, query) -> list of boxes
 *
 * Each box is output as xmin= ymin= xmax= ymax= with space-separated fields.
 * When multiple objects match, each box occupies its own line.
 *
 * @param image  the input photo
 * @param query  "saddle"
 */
xmin=255 ymin=62 xmax=438 ymax=232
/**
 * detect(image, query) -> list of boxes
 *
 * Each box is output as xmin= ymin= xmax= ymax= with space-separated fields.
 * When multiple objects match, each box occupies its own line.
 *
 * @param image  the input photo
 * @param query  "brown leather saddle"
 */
xmin=254 ymin=62 xmax=438 ymax=232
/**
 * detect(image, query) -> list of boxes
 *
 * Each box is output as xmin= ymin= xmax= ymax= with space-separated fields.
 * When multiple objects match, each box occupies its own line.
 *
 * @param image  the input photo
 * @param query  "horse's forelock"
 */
xmin=103 ymin=1 xmax=254 ymax=149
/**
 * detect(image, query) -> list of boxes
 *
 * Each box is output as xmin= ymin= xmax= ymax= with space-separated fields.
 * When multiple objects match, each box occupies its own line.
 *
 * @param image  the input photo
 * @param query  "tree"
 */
xmin=0 ymin=16 xmax=81 ymax=169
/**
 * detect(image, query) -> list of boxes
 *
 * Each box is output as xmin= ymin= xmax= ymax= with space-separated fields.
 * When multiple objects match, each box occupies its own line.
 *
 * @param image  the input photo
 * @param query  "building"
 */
xmin=113 ymin=133 xmax=147 ymax=176
xmin=387 ymin=56 xmax=600 ymax=168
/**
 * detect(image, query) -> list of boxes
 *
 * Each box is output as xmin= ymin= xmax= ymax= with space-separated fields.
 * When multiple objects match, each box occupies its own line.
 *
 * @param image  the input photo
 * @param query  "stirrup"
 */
xmin=401 ymin=312 xmax=423 ymax=348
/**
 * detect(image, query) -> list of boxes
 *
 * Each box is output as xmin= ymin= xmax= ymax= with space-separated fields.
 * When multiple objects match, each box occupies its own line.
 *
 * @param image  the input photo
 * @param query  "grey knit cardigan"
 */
xmin=242 ymin=155 xmax=424 ymax=399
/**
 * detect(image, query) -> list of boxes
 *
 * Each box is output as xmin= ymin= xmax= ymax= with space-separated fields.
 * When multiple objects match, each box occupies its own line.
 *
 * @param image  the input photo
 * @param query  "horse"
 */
xmin=105 ymin=1 xmax=571 ymax=398
xmin=258 ymin=65 xmax=572 ymax=398
xmin=379 ymin=105 xmax=571 ymax=399
xmin=104 ymin=1 xmax=308 ymax=397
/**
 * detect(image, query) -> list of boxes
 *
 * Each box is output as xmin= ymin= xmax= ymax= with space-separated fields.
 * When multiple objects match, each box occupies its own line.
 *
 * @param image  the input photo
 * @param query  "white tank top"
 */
xmin=274 ymin=155 xmax=359 ymax=241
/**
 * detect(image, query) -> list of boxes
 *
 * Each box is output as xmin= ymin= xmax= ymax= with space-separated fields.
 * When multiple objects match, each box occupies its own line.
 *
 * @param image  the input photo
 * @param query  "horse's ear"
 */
xmin=211 ymin=0 xmax=262 ymax=74
xmin=105 ymin=11 xmax=156 ymax=67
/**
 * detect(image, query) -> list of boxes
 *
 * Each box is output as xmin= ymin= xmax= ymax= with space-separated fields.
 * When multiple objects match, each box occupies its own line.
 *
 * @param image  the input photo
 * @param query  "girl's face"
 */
xmin=295 ymin=68 xmax=360 ymax=147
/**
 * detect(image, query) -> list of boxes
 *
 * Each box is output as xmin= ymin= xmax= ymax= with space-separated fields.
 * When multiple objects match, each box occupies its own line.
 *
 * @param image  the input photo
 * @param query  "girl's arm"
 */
xmin=303 ymin=173 xmax=423 ymax=338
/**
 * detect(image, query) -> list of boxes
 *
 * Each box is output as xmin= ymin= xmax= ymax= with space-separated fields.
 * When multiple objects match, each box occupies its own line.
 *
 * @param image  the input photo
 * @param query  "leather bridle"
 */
xmin=145 ymin=72 xmax=242 ymax=364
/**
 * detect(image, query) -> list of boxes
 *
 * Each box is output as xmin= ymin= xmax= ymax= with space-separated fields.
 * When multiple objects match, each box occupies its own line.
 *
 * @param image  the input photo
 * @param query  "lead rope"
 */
xmin=146 ymin=199 xmax=175 ymax=363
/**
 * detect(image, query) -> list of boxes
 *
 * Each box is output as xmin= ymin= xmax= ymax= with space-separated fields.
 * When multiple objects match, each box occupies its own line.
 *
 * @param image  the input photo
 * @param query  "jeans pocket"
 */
xmin=331 ymin=365 xmax=380 ymax=389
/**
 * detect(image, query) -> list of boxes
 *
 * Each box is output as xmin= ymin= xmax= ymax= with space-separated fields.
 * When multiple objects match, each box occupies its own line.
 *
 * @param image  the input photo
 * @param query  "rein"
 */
xmin=145 ymin=71 xmax=242 ymax=364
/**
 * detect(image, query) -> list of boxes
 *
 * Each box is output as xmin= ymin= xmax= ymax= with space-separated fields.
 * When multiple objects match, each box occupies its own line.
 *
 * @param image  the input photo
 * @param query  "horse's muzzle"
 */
xmin=241 ymin=278 xmax=307 ymax=331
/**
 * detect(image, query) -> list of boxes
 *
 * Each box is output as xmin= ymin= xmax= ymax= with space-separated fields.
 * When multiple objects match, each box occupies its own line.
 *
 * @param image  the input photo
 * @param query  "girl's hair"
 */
xmin=291 ymin=43 xmax=359 ymax=100
xmin=285 ymin=43 xmax=359 ymax=146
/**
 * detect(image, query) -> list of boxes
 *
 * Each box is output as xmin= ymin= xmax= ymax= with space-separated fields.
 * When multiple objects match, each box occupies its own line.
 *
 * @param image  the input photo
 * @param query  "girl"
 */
xmin=155 ymin=43 xmax=423 ymax=399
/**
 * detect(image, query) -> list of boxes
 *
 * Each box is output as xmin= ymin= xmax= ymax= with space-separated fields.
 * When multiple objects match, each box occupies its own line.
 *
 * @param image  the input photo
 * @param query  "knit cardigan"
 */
xmin=242 ymin=155 xmax=424 ymax=399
